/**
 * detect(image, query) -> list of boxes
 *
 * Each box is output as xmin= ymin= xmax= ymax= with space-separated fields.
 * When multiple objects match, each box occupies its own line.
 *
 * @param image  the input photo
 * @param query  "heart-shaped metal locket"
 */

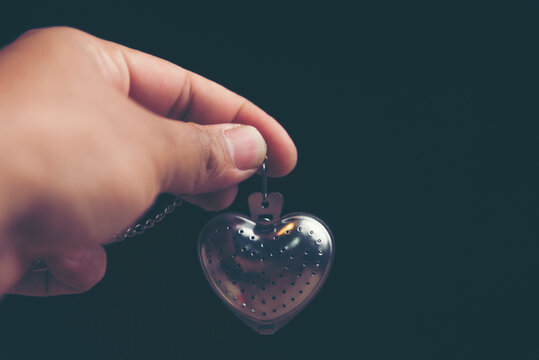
xmin=198 ymin=192 xmax=334 ymax=334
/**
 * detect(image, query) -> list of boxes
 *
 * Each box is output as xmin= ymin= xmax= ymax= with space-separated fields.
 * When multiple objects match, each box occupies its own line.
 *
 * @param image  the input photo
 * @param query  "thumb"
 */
xmin=157 ymin=121 xmax=267 ymax=195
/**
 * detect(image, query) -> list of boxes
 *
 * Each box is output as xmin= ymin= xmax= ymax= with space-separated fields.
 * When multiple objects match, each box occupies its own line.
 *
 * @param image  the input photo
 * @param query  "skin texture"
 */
xmin=0 ymin=27 xmax=297 ymax=297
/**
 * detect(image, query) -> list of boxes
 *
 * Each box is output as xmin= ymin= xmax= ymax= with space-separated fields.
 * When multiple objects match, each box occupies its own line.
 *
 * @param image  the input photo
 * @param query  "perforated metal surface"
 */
xmin=198 ymin=193 xmax=334 ymax=334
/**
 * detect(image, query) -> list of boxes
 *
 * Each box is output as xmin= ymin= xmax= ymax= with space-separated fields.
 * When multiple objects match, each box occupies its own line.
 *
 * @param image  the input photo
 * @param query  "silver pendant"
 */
xmin=198 ymin=162 xmax=335 ymax=334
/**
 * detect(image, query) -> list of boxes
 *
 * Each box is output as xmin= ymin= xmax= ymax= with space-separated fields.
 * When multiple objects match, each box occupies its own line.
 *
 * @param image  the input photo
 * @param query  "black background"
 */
xmin=1 ymin=2 xmax=539 ymax=359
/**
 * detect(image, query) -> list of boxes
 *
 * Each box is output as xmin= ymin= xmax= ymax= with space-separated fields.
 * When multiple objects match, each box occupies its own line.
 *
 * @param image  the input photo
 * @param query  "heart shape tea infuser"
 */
xmin=198 ymin=161 xmax=335 ymax=334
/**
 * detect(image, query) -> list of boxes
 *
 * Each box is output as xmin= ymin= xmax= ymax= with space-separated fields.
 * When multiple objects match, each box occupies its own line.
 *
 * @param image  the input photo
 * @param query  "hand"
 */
xmin=0 ymin=27 xmax=297 ymax=297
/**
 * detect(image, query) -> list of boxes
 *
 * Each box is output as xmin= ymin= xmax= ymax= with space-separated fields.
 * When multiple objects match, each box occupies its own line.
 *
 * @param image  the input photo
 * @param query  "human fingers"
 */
xmin=91 ymin=30 xmax=297 ymax=177
xmin=0 ymin=243 xmax=27 ymax=294
xmin=185 ymin=185 xmax=239 ymax=211
xmin=147 ymin=119 xmax=266 ymax=195
xmin=10 ymin=27 xmax=295 ymax=177
xmin=7 ymin=246 xmax=107 ymax=296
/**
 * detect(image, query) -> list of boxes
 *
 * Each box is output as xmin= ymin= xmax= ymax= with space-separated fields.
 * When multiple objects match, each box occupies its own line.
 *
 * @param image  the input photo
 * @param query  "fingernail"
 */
xmin=224 ymin=125 xmax=267 ymax=170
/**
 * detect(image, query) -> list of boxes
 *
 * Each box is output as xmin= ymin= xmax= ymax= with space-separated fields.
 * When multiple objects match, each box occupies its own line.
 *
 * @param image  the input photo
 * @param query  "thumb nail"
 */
xmin=224 ymin=125 xmax=267 ymax=170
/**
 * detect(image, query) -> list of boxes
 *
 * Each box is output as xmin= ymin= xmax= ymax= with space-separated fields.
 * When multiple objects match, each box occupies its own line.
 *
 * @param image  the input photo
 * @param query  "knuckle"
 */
xmin=18 ymin=26 xmax=82 ymax=41
xmin=15 ymin=26 xmax=90 ymax=64
xmin=159 ymin=122 xmax=235 ymax=194
xmin=17 ymin=27 xmax=50 ymax=39
xmin=186 ymin=123 xmax=228 ymax=190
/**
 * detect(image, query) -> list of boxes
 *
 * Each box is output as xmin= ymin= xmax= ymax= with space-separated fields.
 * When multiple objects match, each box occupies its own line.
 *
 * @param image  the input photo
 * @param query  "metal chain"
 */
xmin=112 ymin=195 xmax=185 ymax=242
xmin=31 ymin=195 xmax=185 ymax=272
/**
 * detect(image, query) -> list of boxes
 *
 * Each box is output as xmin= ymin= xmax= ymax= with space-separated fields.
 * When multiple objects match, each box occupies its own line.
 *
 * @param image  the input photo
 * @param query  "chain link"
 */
xmin=112 ymin=196 xmax=185 ymax=242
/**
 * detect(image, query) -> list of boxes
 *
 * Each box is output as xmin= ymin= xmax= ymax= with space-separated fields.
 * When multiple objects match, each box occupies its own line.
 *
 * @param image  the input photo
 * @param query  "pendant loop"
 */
xmin=248 ymin=192 xmax=284 ymax=222
xmin=260 ymin=157 xmax=268 ymax=207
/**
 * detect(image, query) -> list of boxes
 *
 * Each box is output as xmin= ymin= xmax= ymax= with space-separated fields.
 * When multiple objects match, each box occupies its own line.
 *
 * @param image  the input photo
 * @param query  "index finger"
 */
xmin=98 ymin=36 xmax=297 ymax=177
